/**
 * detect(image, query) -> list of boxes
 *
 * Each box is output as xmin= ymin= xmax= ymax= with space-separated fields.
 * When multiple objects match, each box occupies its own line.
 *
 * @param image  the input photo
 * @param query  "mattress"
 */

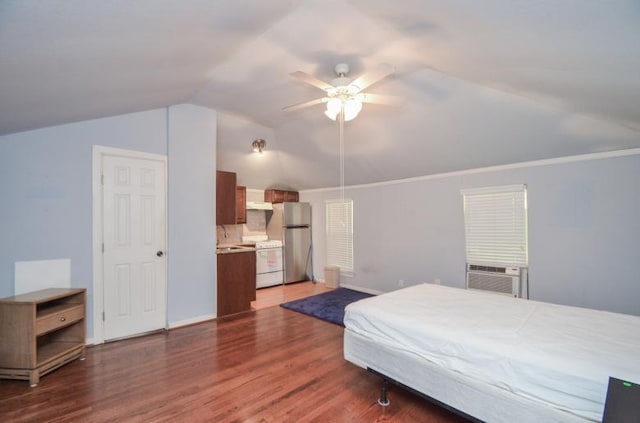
xmin=343 ymin=284 xmax=640 ymax=422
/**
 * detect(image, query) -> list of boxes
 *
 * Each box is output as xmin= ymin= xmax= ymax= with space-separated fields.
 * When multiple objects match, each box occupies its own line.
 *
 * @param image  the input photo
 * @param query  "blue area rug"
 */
xmin=280 ymin=288 xmax=373 ymax=326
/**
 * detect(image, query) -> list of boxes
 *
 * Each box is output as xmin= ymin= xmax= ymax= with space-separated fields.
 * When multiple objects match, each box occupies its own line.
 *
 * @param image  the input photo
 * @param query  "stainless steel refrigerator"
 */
xmin=266 ymin=202 xmax=312 ymax=284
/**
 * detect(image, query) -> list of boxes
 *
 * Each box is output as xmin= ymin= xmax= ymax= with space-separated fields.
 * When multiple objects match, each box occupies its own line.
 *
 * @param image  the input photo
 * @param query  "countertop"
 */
xmin=215 ymin=243 xmax=256 ymax=255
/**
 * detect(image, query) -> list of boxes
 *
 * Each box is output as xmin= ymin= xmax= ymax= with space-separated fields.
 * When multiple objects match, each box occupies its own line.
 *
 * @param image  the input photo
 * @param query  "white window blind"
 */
xmin=462 ymin=184 xmax=528 ymax=267
xmin=325 ymin=199 xmax=353 ymax=272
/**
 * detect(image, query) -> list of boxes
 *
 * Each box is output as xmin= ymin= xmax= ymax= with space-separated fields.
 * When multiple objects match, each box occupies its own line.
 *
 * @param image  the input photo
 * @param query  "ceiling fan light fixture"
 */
xmin=284 ymin=62 xmax=398 ymax=121
xmin=324 ymin=98 xmax=342 ymax=120
xmin=252 ymin=138 xmax=266 ymax=153
xmin=324 ymin=97 xmax=362 ymax=122
xmin=343 ymin=99 xmax=362 ymax=121
xmin=324 ymin=109 xmax=338 ymax=120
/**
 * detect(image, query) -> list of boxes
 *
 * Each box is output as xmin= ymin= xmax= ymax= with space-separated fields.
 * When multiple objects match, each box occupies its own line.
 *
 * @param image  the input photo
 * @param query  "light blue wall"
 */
xmin=302 ymin=152 xmax=640 ymax=316
xmin=0 ymin=106 xmax=218 ymax=337
xmin=167 ymin=104 xmax=217 ymax=324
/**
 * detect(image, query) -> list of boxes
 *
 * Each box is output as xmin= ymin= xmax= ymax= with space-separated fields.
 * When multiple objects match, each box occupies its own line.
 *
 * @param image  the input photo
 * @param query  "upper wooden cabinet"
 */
xmin=264 ymin=189 xmax=285 ymax=203
xmin=236 ymin=186 xmax=246 ymax=224
xmin=284 ymin=191 xmax=299 ymax=202
xmin=264 ymin=189 xmax=298 ymax=203
xmin=216 ymin=171 xmax=237 ymax=225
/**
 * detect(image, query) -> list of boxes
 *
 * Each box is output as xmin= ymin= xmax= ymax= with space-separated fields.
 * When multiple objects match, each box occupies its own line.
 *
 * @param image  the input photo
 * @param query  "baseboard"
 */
xmin=85 ymin=315 xmax=216 ymax=346
xmin=340 ymin=283 xmax=383 ymax=296
xmin=168 ymin=314 xmax=216 ymax=329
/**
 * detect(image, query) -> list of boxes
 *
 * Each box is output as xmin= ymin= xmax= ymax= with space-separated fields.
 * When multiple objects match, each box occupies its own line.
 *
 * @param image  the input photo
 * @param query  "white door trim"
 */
xmin=92 ymin=145 xmax=168 ymax=344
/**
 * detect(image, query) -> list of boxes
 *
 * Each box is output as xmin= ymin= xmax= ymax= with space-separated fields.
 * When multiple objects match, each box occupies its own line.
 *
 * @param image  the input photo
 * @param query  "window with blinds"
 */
xmin=461 ymin=184 xmax=528 ymax=267
xmin=325 ymin=199 xmax=354 ymax=272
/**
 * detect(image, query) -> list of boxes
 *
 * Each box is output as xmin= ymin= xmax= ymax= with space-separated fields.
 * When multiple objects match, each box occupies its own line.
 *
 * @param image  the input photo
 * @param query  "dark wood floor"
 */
xmin=0 ymin=306 xmax=466 ymax=422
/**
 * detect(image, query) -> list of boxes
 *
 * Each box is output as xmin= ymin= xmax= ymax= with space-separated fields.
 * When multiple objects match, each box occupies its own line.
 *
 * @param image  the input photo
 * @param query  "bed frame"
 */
xmin=368 ymin=367 xmax=482 ymax=422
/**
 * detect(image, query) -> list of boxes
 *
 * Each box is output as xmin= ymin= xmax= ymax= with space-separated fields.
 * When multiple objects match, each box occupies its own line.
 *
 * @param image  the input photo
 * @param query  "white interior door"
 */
xmin=102 ymin=155 xmax=166 ymax=341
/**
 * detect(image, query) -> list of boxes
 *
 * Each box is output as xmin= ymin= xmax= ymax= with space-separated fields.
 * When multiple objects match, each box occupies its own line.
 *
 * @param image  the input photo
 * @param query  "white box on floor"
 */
xmin=325 ymin=266 xmax=340 ymax=288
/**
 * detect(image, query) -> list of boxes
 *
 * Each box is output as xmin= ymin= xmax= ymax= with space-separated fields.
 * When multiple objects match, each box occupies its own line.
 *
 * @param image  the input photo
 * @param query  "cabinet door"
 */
xmin=236 ymin=186 xmax=246 ymax=224
xmin=217 ymin=251 xmax=256 ymax=317
xmin=264 ymin=189 xmax=286 ymax=203
xmin=216 ymin=171 xmax=237 ymax=225
xmin=285 ymin=191 xmax=299 ymax=202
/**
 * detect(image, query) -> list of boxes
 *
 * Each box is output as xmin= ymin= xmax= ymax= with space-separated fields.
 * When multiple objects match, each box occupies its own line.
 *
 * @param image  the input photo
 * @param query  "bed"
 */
xmin=343 ymin=283 xmax=640 ymax=422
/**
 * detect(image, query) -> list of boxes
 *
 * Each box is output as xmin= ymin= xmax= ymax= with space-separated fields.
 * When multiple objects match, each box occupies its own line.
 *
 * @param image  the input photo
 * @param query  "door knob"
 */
xmin=156 ymin=250 xmax=164 ymax=257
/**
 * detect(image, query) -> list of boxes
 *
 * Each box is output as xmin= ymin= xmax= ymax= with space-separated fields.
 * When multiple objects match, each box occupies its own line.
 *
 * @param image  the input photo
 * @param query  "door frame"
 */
xmin=92 ymin=145 xmax=168 ymax=344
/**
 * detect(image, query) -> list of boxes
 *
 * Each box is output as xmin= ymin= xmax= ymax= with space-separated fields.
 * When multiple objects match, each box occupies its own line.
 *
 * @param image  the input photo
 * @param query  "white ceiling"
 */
xmin=1 ymin=0 xmax=639 ymax=189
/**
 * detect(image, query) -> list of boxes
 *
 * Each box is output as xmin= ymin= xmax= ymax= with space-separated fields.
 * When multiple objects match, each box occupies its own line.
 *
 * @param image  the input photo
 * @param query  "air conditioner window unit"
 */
xmin=466 ymin=264 xmax=521 ymax=297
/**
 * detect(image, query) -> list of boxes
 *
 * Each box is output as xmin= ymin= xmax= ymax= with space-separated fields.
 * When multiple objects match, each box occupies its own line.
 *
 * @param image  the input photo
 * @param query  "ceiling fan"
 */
xmin=283 ymin=63 xmax=401 ymax=121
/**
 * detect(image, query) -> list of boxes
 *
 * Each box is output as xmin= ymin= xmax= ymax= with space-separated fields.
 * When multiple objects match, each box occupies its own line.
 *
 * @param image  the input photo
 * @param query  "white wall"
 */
xmin=302 ymin=151 xmax=640 ymax=316
xmin=0 ymin=106 xmax=218 ymax=338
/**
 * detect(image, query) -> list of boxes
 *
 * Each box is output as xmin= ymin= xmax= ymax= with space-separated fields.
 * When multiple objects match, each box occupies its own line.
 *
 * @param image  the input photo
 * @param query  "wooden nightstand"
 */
xmin=0 ymin=288 xmax=86 ymax=386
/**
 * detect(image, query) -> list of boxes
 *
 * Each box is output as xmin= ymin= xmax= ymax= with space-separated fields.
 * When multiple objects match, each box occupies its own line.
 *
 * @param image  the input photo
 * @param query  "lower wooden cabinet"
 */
xmin=0 ymin=288 xmax=86 ymax=386
xmin=217 ymin=251 xmax=256 ymax=317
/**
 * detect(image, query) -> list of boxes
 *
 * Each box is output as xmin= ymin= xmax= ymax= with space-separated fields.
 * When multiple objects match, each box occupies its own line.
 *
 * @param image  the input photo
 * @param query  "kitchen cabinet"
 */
xmin=217 ymin=250 xmax=256 ymax=317
xmin=284 ymin=190 xmax=299 ymax=202
xmin=264 ymin=189 xmax=285 ymax=203
xmin=264 ymin=189 xmax=298 ymax=203
xmin=236 ymin=186 xmax=246 ymax=224
xmin=216 ymin=170 xmax=237 ymax=225
xmin=0 ymin=288 xmax=86 ymax=386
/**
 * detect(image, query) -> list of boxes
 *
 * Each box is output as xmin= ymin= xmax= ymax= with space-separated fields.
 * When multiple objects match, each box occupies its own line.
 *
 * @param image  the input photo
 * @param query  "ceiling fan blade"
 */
xmin=290 ymin=71 xmax=334 ymax=91
xmin=350 ymin=63 xmax=395 ymax=92
xmin=359 ymin=93 xmax=403 ymax=107
xmin=282 ymin=97 xmax=329 ymax=112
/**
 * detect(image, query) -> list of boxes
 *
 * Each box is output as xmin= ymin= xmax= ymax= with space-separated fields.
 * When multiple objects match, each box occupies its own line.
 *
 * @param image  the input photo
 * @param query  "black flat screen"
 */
xmin=602 ymin=377 xmax=640 ymax=422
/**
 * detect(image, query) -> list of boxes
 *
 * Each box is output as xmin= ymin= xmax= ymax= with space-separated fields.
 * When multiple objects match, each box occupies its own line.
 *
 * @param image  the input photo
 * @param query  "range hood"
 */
xmin=246 ymin=201 xmax=273 ymax=210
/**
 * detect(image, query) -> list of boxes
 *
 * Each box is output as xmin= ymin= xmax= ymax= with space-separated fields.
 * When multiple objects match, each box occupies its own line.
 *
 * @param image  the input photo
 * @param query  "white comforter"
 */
xmin=344 ymin=284 xmax=640 ymax=421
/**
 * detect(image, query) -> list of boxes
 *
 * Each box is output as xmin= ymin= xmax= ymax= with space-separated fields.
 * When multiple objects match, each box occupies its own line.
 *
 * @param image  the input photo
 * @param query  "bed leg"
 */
xmin=378 ymin=378 xmax=390 ymax=406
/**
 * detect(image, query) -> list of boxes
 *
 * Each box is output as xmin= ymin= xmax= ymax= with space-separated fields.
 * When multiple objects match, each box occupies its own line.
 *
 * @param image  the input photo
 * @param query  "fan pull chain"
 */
xmin=339 ymin=107 xmax=345 ymax=201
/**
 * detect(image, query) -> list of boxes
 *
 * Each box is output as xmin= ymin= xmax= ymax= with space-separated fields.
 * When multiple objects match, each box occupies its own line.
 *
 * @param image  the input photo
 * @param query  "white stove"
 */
xmin=244 ymin=236 xmax=284 ymax=288
xmin=255 ymin=240 xmax=283 ymax=249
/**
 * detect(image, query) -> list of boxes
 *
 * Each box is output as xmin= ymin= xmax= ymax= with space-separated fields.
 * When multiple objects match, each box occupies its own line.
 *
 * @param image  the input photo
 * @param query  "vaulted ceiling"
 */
xmin=1 ymin=1 xmax=639 ymax=190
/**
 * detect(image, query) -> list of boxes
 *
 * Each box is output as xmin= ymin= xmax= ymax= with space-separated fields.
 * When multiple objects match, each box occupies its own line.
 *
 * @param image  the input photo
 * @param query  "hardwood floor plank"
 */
xmin=251 ymin=281 xmax=332 ymax=310
xmin=0 ymin=305 xmax=465 ymax=422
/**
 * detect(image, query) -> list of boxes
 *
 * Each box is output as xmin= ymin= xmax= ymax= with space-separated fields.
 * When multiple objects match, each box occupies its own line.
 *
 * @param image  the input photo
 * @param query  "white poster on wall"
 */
xmin=14 ymin=259 xmax=71 ymax=295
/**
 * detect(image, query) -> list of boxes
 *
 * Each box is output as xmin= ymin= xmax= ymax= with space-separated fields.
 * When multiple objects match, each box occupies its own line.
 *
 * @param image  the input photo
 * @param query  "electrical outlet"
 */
xmin=398 ymin=279 xmax=405 ymax=287
xmin=434 ymin=278 xmax=441 ymax=285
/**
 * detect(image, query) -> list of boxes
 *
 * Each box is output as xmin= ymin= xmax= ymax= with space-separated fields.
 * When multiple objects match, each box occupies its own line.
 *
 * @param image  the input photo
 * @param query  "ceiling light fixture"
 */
xmin=323 ymin=65 xmax=363 ymax=122
xmin=324 ymin=96 xmax=362 ymax=122
xmin=252 ymin=138 xmax=266 ymax=153
xmin=283 ymin=62 xmax=400 ymax=123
